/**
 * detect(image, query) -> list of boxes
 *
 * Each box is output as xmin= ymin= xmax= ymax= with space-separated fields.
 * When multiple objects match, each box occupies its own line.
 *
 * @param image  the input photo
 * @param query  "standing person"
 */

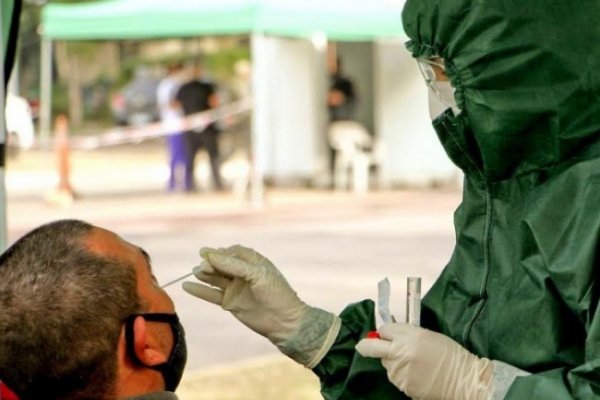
xmin=175 ymin=63 xmax=223 ymax=192
xmin=0 ymin=220 xmax=187 ymax=400
xmin=156 ymin=62 xmax=186 ymax=192
xmin=183 ymin=0 xmax=600 ymax=398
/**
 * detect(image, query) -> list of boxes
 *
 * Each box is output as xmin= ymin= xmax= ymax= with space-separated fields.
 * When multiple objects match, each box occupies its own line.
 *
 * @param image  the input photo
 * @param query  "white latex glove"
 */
xmin=182 ymin=245 xmax=341 ymax=368
xmin=356 ymin=323 xmax=493 ymax=400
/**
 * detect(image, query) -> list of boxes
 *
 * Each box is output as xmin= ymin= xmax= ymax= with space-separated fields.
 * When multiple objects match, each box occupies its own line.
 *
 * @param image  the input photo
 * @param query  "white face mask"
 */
xmin=428 ymin=81 xmax=460 ymax=120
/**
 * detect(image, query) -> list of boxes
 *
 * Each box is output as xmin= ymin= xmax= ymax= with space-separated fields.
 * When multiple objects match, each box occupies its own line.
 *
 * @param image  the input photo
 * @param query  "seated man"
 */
xmin=0 ymin=220 xmax=186 ymax=400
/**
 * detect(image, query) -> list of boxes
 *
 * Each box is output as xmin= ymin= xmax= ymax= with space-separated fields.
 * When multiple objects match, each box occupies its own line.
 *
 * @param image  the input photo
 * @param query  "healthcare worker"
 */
xmin=184 ymin=0 xmax=600 ymax=398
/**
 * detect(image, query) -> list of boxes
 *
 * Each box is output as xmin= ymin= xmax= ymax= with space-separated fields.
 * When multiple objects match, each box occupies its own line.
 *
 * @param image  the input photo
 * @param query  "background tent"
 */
xmin=39 ymin=0 xmax=457 ymax=202
xmin=38 ymin=0 xmax=414 ymax=200
xmin=42 ymin=0 xmax=406 ymax=41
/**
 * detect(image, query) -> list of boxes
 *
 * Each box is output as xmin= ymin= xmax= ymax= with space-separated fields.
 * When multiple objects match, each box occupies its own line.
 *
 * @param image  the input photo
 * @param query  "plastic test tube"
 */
xmin=406 ymin=277 xmax=421 ymax=326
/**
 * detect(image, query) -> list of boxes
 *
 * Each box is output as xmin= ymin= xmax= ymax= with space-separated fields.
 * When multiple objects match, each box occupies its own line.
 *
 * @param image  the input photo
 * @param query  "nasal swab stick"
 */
xmin=161 ymin=272 xmax=194 ymax=289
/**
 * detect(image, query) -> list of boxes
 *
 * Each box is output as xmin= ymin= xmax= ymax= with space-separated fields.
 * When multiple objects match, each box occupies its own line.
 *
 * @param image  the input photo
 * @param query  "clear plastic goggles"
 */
xmin=417 ymin=57 xmax=459 ymax=115
xmin=417 ymin=58 xmax=447 ymax=97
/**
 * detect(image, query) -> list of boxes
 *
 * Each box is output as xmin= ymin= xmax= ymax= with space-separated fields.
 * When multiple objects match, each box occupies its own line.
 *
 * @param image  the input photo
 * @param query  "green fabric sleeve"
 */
xmin=502 ymin=327 xmax=600 ymax=399
xmin=312 ymin=299 xmax=408 ymax=400
xmin=504 ymin=368 xmax=594 ymax=399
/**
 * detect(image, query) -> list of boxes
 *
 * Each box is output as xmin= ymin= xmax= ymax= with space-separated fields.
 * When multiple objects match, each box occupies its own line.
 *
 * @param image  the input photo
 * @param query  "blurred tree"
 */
xmin=18 ymin=0 xmax=104 ymax=128
xmin=18 ymin=1 xmax=250 ymax=131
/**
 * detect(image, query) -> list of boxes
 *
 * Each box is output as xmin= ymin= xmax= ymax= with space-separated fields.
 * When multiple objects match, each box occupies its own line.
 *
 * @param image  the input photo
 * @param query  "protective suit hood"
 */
xmin=402 ymin=0 xmax=600 ymax=181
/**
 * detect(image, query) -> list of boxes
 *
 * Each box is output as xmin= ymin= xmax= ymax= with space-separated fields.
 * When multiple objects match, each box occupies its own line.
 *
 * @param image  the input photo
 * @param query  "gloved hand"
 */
xmin=182 ymin=245 xmax=341 ymax=368
xmin=356 ymin=323 xmax=493 ymax=400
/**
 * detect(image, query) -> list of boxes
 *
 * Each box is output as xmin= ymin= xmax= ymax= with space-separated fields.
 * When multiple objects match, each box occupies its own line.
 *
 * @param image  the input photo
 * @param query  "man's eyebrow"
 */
xmin=139 ymin=248 xmax=153 ymax=271
xmin=139 ymin=247 xmax=160 ymax=284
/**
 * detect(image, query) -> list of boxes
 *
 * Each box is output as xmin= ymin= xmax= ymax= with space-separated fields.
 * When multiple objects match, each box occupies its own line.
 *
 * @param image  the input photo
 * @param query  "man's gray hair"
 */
xmin=0 ymin=219 xmax=141 ymax=400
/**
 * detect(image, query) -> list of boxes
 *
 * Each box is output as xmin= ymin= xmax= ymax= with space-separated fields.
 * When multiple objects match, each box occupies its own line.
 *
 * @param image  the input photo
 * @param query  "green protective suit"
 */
xmin=314 ymin=0 xmax=600 ymax=399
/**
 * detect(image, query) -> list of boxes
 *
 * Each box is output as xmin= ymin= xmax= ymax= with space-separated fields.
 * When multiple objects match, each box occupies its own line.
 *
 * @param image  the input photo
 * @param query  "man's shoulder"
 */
xmin=178 ymin=80 xmax=211 ymax=94
xmin=182 ymin=79 xmax=214 ymax=88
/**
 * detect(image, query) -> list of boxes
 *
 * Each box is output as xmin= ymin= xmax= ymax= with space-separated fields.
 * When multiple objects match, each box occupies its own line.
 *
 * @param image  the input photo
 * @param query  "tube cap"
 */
xmin=366 ymin=331 xmax=381 ymax=339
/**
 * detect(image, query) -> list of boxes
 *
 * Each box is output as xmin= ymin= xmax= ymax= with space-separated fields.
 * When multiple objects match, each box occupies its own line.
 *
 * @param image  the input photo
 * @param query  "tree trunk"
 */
xmin=54 ymin=42 xmax=83 ymax=129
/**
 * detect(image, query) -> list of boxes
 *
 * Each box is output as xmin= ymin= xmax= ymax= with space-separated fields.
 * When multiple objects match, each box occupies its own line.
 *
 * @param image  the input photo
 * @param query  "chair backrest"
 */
xmin=327 ymin=121 xmax=372 ymax=155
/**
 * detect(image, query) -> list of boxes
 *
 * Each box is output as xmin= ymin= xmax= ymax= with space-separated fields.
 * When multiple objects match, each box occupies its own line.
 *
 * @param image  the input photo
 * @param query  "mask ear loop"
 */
xmin=124 ymin=314 xmax=141 ymax=366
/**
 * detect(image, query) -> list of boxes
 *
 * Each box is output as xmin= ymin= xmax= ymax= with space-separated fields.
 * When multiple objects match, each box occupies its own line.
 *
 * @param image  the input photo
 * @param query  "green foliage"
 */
xmin=46 ymin=0 xmax=90 ymax=3
xmin=50 ymin=81 xmax=68 ymax=115
xmin=204 ymin=45 xmax=251 ymax=81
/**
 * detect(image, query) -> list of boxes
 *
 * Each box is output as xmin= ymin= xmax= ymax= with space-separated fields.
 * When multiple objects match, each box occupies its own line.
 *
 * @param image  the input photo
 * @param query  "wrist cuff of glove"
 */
xmin=490 ymin=360 xmax=529 ymax=400
xmin=305 ymin=314 xmax=341 ymax=369
xmin=276 ymin=308 xmax=341 ymax=369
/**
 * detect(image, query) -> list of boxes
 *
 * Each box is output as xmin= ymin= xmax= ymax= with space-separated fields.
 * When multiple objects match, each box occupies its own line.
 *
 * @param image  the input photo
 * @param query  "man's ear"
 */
xmin=132 ymin=316 xmax=168 ymax=366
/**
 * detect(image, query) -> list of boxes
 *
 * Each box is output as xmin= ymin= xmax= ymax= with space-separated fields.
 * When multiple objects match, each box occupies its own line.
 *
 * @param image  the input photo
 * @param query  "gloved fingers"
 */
xmin=200 ymin=246 xmax=222 ymax=260
xmin=201 ymin=246 xmax=236 ymax=260
xmin=355 ymin=338 xmax=393 ymax=359
xmin=221 ymin=246 xmax=239 ymax=256
xmin=196 ymin=271 xmax=231 ymax=290
xmin=226 ymin=244 xmax=267 ymax=265
xmin=378 ymin=322 xmax=415 ymax=341
xmin=182 ymin=281 xmax=224 ymax=305
xmin=194 ymin=261 xmax=220 ymax=276
xmin=203 ymin=251 xmax=254 ymax=280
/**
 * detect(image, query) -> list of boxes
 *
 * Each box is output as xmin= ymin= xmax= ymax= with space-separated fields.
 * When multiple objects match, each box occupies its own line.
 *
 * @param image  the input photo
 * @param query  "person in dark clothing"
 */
xmin=328 ymin=58 xmax=357 ymax=123
xmin=327 ymin=57 xmax=358 ymax=183
xmin=175 ymin=64 xmax=223 ymax=192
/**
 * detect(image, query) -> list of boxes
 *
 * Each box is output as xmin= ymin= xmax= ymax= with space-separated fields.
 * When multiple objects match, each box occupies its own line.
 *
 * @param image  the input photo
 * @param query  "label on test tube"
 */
xmin=406 ymin=277 xmax=421 ymax=326
xmin=377 ymin=278 xmax=396 ymax=323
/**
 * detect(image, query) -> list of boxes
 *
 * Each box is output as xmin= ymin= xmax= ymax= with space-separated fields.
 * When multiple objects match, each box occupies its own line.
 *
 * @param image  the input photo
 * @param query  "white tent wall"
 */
xmin=252 ymin=34 xmax=327 ymax=184
xmin=374 ymin=41 xmax=460 ymax=188
xmin=253 ymin=36 xmax=461 ymax=189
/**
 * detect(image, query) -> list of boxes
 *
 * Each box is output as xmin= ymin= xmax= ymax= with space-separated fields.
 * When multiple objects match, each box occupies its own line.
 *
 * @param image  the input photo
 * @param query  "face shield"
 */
xmin=417 ymin=58 xmax=460 ymax=120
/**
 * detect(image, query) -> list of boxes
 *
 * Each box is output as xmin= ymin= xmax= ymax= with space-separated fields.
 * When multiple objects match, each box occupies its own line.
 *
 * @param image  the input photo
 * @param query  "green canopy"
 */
xmin=41 ymin=0 xmax=406 ymax=41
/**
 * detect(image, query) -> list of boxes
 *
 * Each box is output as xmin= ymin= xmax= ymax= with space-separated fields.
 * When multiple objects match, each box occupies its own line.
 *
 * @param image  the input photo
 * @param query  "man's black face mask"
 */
xmin=125 ymin=313 xmax=187 ymax=392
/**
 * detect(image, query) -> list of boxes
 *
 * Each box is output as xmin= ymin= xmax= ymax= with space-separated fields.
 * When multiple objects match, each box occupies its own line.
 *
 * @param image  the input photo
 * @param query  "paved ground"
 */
xmin=4 ymin=141 xmax=462 ymax=399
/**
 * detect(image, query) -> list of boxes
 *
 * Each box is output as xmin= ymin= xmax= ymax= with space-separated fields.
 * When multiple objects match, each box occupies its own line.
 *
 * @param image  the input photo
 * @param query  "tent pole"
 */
xmin=249 ymin=33 xmax=266 ymax=208
xmin=39 ymin=37 xmax=52 ymax=148
xmin=311 ymin=33 xmax=328 ymax=186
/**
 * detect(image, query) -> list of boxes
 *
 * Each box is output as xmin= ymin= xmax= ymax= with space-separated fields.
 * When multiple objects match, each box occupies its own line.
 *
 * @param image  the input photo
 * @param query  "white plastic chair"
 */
xmin=328 ymin=120 xmax=380 ymax=194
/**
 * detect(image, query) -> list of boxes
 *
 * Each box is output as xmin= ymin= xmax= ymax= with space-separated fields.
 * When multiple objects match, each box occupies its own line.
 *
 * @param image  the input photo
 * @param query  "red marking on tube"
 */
xmin=366 ymin=331 xmax=381 ymax=339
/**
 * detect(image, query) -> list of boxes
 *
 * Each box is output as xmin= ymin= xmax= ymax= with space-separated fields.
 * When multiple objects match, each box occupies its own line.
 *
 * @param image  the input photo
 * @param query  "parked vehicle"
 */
xmin=111 ymin=67 xmax=160 ymax=126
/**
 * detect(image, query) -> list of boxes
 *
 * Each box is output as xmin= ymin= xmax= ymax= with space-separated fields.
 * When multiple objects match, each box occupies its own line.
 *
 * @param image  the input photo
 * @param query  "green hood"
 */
xmin=402 ymin=0 xmax=600 ymax=181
